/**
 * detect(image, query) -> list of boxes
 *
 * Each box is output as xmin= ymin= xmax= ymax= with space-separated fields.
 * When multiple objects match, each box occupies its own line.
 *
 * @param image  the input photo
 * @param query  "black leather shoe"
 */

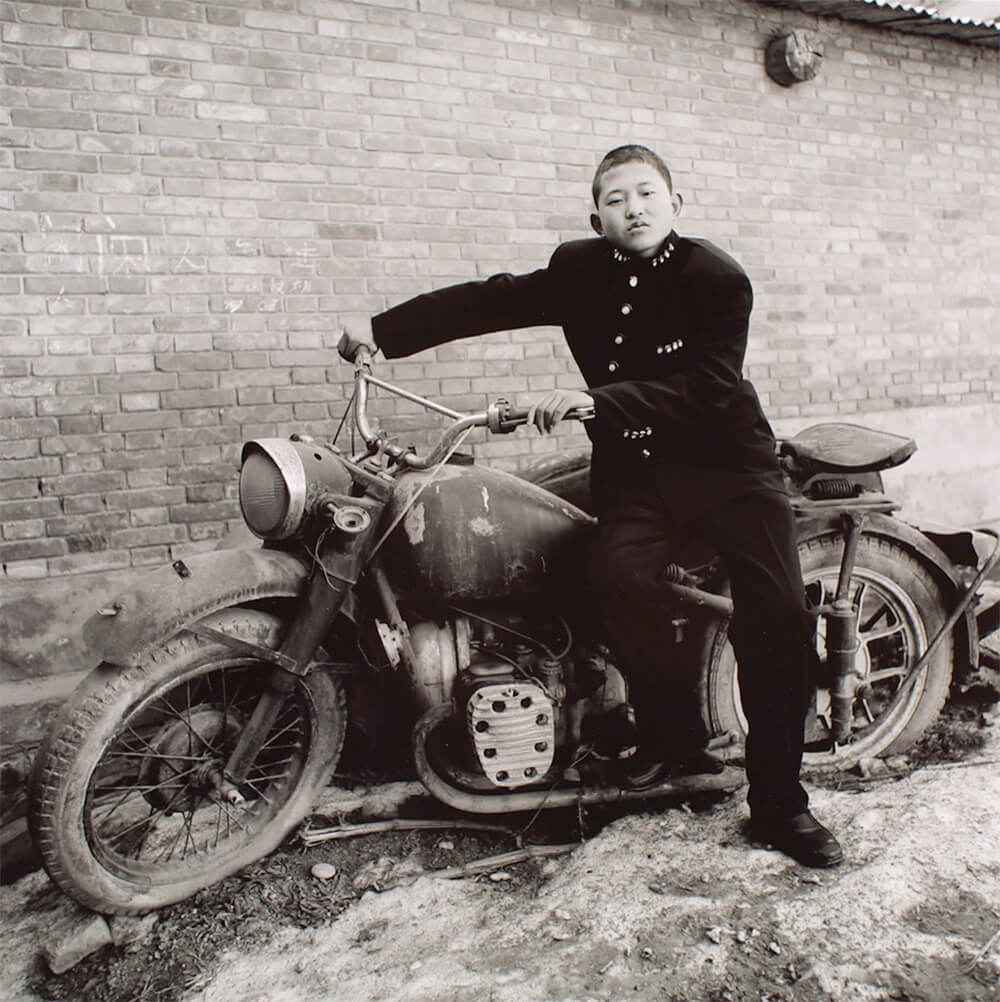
xmin=619 ymin=751 xmax=667 ymax=791
xmin=750 ymin=811 xmax=844 ymax=868
xmin=674 ymin=749 xmax=726 ymax=778
xmin=621 ymin=749 xmax=726 ymax=791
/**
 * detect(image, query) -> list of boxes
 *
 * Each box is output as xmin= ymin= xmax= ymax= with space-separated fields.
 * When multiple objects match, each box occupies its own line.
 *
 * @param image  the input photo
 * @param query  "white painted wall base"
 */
xmin=773 ymin=404 xmax=1000 ymax=532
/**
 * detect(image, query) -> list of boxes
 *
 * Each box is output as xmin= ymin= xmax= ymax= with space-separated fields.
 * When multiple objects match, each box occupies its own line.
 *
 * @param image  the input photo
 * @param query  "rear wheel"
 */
xmin=28 ymin=609 xmax=346 ymax=914
xmin=706 ymin=533 xmax=953 ymax=770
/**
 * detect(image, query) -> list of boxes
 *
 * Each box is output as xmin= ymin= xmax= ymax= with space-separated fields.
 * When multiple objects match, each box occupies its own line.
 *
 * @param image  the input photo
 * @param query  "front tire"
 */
xmin=28 ymin=609 xmax=346 ymax=914
xmin=706 ymin=533 xmax=953 ymax=770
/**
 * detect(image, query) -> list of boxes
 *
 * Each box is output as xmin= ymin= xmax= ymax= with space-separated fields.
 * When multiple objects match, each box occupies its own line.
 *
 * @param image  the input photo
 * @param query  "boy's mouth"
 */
xmin=627 ymin=222 xmax=648 ymax=232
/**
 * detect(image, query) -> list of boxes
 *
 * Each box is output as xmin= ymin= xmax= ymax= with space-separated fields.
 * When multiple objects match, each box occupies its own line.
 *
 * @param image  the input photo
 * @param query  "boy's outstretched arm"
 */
xmin=371 ymin=268 xmax=555 ymax=359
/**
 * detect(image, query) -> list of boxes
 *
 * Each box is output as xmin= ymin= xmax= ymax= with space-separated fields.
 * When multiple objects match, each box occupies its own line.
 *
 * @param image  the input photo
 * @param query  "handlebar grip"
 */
xmin=487 ymin=399 xmax=594 ymax=434
xmin=337 ymin=331 xmax=374 ymax=364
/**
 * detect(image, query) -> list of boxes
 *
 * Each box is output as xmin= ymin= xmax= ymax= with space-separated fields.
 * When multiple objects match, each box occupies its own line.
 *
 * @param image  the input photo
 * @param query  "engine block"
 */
xmin=466 ymin=680 xmax=555 ymax=788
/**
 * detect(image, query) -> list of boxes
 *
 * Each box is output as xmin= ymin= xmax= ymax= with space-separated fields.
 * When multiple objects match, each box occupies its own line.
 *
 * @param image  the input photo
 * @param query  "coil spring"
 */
xmin=807 ymin=477 xmax=859 ymax=500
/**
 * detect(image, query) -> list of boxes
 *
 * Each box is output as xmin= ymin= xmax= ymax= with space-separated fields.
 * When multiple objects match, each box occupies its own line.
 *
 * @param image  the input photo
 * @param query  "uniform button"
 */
xmin=620 ymin=303 xmax=632 ymax=315
xmin=641 ymin=448 xmax=651 ymax=458
xmin=628 ymin=275 xmax=638 ymax=287
xmin=608 ymin=361 xmax=618 ymax=373
xmin=613 ymin=334 xmax=624 ymax=345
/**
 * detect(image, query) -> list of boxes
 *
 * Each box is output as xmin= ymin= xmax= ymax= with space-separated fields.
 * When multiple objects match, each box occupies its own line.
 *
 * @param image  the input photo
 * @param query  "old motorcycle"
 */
xmin=29 ymin=335 xmax=999 ymax=914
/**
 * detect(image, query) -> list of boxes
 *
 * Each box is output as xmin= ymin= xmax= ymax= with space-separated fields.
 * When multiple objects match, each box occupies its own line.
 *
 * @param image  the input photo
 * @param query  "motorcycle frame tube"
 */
xmin=82 ymin=547 xmax=313 ymax=668
xmin=226 ymin=499 xmax=386 ymax=784
xmin=413 ymin=703 xmax=743 ymax=814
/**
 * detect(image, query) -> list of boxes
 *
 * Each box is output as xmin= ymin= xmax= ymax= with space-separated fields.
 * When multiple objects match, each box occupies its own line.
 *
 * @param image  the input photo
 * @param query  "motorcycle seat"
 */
xmin=779 ymin=422 xmax=916 ymax=473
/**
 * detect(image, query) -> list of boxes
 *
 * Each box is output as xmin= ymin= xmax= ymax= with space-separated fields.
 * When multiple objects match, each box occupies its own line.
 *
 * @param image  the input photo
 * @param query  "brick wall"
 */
xmin=2 ymin=0 xmax=998 ymax=578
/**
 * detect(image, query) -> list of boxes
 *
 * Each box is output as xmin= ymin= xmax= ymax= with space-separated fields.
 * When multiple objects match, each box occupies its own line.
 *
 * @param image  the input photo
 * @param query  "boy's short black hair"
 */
xmin=592 ymin=145 xmax=673 ymax=205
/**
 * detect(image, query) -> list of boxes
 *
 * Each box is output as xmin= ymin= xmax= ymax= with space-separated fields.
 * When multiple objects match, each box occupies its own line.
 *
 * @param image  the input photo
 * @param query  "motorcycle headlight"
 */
xmin=239 ymin=440 xmax=307 ymax=540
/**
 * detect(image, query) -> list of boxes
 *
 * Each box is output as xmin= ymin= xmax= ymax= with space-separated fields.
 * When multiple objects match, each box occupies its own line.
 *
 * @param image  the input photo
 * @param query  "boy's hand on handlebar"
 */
xmin=528 ymin=389 xmax=594 ymax=434
xmin=337 ymin=329 xmax=376 ymax=364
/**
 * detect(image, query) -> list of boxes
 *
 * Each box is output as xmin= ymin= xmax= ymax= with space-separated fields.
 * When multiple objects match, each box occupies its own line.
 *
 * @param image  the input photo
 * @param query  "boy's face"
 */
xmin=591 ymin=161 xmax=681 ymax=259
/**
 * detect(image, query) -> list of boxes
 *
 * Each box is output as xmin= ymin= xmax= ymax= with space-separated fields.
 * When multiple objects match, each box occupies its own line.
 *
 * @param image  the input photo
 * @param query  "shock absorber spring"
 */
xmin=808 ymin=477 xmax=859 ymax=500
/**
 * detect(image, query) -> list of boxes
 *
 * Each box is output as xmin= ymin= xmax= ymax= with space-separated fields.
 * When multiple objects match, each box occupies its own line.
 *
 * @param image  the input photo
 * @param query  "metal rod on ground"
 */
xmin=301 ymin=817 xmax=521 ymax=846
xmin=963 ymin=925 xmax=1000 ymax=974
xmin=431 ymin=842 xmax=580 ymax=880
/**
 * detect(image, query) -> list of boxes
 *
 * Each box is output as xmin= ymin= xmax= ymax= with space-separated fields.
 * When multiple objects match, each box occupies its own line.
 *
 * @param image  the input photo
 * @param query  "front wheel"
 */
xmin=706 ymin=533 xmax=953 ymax=770
xmin=28 ymin=609 xmax=346 ymax=914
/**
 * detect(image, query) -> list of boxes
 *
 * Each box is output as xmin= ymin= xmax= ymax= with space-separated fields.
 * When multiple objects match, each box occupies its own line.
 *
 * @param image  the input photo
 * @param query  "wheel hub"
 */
xmin=139 ymin=703 xmax=245 ymax=812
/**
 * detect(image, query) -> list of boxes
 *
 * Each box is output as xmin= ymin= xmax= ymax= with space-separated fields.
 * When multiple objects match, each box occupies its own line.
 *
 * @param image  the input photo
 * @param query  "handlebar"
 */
xmin=336 ymin=331 xmax=592 ymax=470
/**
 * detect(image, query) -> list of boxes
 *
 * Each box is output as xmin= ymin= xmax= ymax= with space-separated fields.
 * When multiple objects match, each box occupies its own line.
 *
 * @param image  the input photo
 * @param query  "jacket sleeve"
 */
xmin=371 ymin=268 xmax=557 ymax=359
xmin=588 ymin=269 xmax=753 ymax=434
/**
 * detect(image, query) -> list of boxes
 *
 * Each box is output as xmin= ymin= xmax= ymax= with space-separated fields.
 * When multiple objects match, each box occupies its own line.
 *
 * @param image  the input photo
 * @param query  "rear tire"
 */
xmin=28 ymin=609 xmax=346 ymax=914
xmin=706 ymin=533 xmax=953 ymax=770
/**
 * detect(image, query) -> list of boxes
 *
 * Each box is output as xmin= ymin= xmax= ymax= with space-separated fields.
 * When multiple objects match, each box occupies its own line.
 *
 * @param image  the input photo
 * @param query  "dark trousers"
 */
xmin=593 ymin=478 xmax=815 ymax=821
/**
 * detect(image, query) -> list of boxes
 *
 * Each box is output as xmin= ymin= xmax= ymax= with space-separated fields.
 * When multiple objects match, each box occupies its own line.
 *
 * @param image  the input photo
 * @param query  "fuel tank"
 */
xmin=380 ymin=462 xmax=597 ymax=601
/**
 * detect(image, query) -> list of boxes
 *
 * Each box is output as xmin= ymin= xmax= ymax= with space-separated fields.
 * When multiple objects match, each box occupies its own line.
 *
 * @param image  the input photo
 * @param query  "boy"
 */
xmin=368 ymin=145 xmax=842 ymax=868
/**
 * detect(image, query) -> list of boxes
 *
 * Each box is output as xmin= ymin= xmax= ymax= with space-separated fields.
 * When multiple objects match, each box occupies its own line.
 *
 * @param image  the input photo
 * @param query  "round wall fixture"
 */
xmin=765 ymin=31 xmax=822 ymax=86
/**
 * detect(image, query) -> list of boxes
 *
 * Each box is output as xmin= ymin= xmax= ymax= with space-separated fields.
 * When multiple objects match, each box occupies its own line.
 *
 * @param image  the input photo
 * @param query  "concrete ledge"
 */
xmin=1 ymin=568 xmax=149 ymax=753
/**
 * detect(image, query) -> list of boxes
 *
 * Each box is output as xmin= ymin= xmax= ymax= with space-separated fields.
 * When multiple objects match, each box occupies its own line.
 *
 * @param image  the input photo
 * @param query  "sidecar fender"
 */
xmin=82 ymin=547 xmax=311 ymax=669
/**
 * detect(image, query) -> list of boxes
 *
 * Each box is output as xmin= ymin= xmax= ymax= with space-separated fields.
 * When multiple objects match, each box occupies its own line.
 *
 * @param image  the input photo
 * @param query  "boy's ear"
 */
xmin=672 ymin=192 xmax=684 ymax=215
xmin=590 ymin=212 xmax=604 ymax=235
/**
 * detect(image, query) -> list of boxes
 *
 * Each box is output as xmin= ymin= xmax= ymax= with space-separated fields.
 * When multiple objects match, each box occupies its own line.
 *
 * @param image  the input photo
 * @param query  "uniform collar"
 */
xmin=610 ymin=231 xmax=678 ymax=268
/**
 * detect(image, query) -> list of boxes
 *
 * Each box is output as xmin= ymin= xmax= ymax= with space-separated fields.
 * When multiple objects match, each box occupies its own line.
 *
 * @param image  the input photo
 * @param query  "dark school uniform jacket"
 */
xmin=371 ymin=232 xmax=785 ymax=516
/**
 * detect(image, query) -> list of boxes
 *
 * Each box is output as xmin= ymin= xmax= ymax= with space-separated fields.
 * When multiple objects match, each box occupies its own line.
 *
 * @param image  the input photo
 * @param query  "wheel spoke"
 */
xmin=100 ymin=749 xmax=215 ymax=764
xmin=211 ymin=795 xmax=255 ymax=836
xmin=859 ymin=601 xmax=894 ymax=637
xmin=93 ymin=768 xmax=197 ymax=823
xmin=180 ymin=806 xmax=199 ymax=860
xmin=240 ymin=777 xmax=279 ymax=806
xmin=852 ymin=580 xmax=870 ymax=617
xmin=155 ymin=812 xmax=192 ymax=863
xmin=861 ymin=622 xmax=905 ymax=643
xmin=92 ymin=761 xmax=199 ymax=827
xmin=103 ymin=780 xmax=186 ymax=855
xmin=259 ymin=711 xmax=303 ymax=747
xmin=159 ymin=697 xmax=225 ymax=758
xmin=866 ymin=665 xmax=910 ymax=685
xmin=91 ymin=786 xmax=150 ymax=828
xmin=246 ymin=765 xmax=292 ymax=783
xmin=122 ymin=721 xmax=165 ymax=757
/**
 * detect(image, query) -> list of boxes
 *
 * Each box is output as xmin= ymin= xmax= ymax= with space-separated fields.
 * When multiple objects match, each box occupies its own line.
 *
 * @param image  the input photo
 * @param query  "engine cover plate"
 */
xmin=467 ymin=681 xmax=555 ymax=788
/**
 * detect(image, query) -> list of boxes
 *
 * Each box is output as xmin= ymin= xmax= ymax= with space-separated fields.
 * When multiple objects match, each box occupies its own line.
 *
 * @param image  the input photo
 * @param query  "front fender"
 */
xmin=82 ymin=548 xmax=311 ymax=669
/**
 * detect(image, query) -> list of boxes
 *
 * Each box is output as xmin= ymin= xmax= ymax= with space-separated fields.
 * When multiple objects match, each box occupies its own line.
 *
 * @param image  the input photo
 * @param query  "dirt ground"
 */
xmin=1 ymin=689 xmax=998 ymax=1002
